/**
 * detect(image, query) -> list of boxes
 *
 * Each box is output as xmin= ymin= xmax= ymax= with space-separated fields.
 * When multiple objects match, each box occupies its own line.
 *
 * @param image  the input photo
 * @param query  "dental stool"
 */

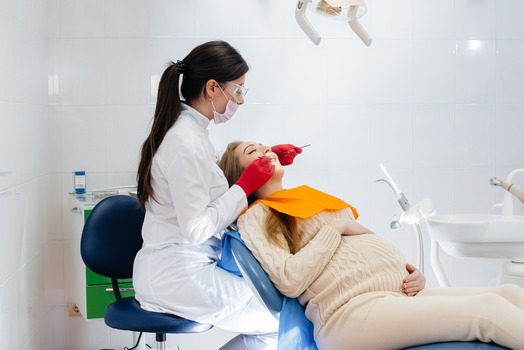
xmin=80 ymin=195 xmax=212 ymax=350
xmin=227 ymin=232 xmax=509 ymax=350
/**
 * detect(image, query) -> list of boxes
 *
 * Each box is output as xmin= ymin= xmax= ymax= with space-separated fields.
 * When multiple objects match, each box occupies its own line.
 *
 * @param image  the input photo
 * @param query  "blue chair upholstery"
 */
xmin=80 ymin=195 xmax=212 ymax=349
xmin=229 ymin=237 xmax=283 ymax=319
xmin=228 ymin=233 xmax=508 ymax=350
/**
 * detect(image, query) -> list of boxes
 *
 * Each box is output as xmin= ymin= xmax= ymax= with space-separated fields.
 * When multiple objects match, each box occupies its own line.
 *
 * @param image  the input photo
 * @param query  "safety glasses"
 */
xmin=223 ymin=82 xmax=249 ymax=104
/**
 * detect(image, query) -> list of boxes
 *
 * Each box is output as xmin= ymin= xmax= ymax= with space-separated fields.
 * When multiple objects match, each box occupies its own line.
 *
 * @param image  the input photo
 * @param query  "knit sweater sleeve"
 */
xmin=237 ymin=204 xmax=342 ymax=298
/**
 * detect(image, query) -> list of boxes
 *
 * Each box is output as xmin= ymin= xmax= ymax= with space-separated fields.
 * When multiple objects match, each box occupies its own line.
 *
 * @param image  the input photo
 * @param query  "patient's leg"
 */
xmin=418 ymin=283 xmax=524 ymax=309
xmin=315 ymin=289 xmax=524 ymax=350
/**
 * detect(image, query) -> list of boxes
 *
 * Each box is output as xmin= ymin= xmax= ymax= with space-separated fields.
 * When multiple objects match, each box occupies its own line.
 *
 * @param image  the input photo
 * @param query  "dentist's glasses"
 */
xmin=222 ymin=82 xmax=249 ymax=104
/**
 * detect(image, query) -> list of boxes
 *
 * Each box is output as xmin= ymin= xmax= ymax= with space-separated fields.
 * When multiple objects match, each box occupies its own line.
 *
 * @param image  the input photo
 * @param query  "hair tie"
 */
xmin=174 ymin=60 xmax=186 ymax=73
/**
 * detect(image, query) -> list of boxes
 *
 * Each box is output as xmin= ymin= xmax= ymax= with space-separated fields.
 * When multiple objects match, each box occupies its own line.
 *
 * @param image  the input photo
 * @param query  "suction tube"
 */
xmin=296 ymin=0 xmax=321 ymax=45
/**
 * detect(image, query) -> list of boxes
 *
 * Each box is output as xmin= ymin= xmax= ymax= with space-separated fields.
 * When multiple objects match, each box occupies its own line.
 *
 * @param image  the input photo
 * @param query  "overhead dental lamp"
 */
xmin=295 ymin=0 xmax=372 ymax=46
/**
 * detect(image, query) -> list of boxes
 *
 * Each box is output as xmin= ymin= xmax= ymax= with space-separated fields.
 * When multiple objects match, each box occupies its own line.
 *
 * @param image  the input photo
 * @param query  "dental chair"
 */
xmin=226 ymin=231 xmax=509 ymax=350
xmin=80 ymin=195 xmax=212 ymax=350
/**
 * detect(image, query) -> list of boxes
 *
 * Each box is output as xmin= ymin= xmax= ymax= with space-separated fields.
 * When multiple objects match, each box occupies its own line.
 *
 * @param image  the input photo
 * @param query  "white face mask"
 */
xmin=211 ymin=85 xmax=239 ymax=124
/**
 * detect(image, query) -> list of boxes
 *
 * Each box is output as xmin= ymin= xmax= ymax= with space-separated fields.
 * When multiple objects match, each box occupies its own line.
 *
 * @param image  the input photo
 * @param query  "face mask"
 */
xmin=211 ymin=85 xmax=239 ymax=124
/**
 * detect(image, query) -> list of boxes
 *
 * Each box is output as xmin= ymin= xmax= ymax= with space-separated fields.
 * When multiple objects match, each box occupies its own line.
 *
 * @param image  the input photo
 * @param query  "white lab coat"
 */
xmin=133 ymin=104 xmax=252 ymax=324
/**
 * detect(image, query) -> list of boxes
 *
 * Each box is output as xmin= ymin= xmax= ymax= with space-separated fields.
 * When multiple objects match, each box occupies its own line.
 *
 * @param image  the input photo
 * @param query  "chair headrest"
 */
xmin=80 ymin=195 xmax=145 ymax=279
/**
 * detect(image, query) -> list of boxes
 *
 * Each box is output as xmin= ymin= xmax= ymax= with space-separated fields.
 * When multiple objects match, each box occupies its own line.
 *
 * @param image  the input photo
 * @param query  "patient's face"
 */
xmin=234 ymin=142 xmax=283 ymax=174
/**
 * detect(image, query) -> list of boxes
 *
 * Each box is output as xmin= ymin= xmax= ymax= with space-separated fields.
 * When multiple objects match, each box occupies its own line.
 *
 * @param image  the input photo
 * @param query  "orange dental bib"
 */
xmin=251 ymin=185 xmax=358 ymax=219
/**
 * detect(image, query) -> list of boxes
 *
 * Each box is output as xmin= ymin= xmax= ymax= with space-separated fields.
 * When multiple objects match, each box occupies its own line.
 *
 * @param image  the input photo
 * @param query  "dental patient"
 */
xmin=218 ymin=141 xmax=524 ymax=350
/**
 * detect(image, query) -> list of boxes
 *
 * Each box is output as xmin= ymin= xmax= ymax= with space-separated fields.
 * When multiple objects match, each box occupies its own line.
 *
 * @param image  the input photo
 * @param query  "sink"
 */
xmin=426 ymin=214 xmax=524 ymax=261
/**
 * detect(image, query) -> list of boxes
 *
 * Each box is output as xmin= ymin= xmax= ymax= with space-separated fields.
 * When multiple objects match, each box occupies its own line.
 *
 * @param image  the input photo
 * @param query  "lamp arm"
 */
xmin=296 ymin=0 xmax=321 ymax=45
xmin=348 ymin=18 xmax=372 ymax=46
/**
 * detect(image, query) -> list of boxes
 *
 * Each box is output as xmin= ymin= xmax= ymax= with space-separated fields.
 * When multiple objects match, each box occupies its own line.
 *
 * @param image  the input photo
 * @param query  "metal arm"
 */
xmin=296 ymin=0 xmax=321 ymax=45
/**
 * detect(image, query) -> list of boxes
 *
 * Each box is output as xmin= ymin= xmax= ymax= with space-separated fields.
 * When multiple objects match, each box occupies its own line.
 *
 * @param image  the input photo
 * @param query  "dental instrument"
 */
xmin=490 ymin=175 xmax=524 ymax=206
xmin=490 ymin=177 xmax=504 ymax=187
xmin=490 ymin=169 xmax=524 ymax=217
xmin=295 ymin=0 xmax=372 ymax=46
xmin=284 ymin=144 xmax=311 ymax=155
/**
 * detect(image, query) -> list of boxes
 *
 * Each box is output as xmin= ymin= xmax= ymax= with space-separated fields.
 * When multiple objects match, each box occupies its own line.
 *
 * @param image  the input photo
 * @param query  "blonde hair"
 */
xmin=218 ymin=141 xmax=301 ymax=254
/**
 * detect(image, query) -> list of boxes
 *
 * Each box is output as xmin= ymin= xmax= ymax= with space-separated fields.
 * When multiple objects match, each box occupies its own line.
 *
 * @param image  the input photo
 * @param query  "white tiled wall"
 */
xmin=1 ymin=0 xmax=524 ymax=349
xmin=0 ymin=0 xmax=64 ymax=349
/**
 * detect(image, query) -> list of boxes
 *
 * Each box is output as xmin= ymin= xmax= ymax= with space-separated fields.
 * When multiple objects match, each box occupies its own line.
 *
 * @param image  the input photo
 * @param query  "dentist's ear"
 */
xmin=205 ymin=79 xmax=219 ymax=98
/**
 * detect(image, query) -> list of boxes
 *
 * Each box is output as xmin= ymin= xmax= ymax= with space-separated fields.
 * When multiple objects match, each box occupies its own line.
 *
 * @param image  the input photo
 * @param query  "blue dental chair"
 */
xmin=80 ymin=195 xmax=212 ymax=350
xmin=226 ymin=232 xmax=509 ymax=350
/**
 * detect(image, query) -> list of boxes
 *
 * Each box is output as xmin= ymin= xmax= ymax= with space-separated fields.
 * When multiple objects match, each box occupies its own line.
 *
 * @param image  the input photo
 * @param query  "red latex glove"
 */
xmin=235 ymin=156 xmax=275 ymax=196
xmin=271 ymin=144 xmax=303 ymax=166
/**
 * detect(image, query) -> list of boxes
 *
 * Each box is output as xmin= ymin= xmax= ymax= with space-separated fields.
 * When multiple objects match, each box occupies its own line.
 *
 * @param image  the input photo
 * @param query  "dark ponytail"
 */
xmin=137 ymin=41 xmax=249 ymax=208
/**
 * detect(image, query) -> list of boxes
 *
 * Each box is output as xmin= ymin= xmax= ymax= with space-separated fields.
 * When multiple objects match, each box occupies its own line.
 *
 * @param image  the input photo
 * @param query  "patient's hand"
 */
xmin=403 ymin=263 xmax=426 ymax=296
xmin=330 ymin=218 xmax=374 ymax=236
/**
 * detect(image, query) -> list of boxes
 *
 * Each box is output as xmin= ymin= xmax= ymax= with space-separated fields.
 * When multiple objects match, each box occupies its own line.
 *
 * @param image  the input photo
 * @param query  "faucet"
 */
xmin=497 ymin=169 xmax=524 ymax=217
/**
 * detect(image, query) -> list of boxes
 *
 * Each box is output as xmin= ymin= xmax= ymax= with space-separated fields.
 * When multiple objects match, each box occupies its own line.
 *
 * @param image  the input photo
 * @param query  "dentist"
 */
xmin=134 ymin=41 xmax=299 ymax=349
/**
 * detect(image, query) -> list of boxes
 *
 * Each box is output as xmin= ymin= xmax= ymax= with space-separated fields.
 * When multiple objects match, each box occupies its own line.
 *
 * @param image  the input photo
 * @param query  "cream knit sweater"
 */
xmin=237 ymin=203 xmax=409 ymax=335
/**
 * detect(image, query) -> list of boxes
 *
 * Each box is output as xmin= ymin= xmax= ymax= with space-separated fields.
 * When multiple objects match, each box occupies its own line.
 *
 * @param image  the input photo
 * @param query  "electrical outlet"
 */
xmin=67 ymin=299 xmax=82 ymax=317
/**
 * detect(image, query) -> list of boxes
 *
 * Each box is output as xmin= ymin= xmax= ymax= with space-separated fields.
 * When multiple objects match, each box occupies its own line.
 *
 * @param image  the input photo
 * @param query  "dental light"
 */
xmin=295 ymin=0 xmax=372 ymax=46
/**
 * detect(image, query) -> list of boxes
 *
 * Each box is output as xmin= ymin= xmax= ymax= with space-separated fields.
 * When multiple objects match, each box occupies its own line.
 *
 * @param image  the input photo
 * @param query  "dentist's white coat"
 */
xmin=133 ymin=104 xmax=252 ymax=324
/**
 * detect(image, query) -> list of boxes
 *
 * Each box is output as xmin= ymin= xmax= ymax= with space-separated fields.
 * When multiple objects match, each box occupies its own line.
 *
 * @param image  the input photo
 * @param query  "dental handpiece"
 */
xmin=490 ymin=176 xmax=524 ymax=204
xmin=284 ymin=144 xmax=311 ymax=154
xmin=490 ymin=177 xmax=504 ymax=187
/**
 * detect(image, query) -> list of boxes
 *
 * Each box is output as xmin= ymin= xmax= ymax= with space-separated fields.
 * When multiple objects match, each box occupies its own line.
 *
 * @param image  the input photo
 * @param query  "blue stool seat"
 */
xmin=105 ymin=297 xmax=212 ymax=334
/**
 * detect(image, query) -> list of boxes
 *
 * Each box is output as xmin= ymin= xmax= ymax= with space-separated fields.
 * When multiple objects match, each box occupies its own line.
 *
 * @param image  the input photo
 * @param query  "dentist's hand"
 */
xmin=271 ymin=144 xmax=302 ymax=166
xmin=235 ymin=156 xmax=275 ymax=197
xmin=403 ymin=263 xmax=426 ymax=296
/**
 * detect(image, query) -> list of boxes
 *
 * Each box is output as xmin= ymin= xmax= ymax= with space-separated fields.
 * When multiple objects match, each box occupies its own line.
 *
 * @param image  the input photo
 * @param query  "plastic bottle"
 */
xmin=74 ymin=171 xmax=86 ymax=194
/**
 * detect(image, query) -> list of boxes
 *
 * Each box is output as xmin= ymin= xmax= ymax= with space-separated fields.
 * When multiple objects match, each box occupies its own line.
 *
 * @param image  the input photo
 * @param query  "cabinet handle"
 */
xmin=71 ymin=207 xmax=82 ymax=215
xmin=105 ymin=288 xmax=134 ymax=292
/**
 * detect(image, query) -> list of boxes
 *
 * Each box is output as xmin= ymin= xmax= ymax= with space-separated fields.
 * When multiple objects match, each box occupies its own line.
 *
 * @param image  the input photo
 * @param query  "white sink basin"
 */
xmin=426 ymin=214 xmax=524 ymax=261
